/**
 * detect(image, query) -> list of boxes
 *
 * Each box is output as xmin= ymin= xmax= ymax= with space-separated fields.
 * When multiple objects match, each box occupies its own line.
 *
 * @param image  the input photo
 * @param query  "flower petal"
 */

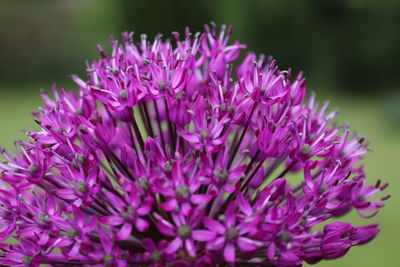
xmin=99 ymin=215 xmax=124 ymax=226
xmin=237 ymin=237 xmax=261 ymax=251
xmin=165 ymin=237 xmax=182 ymax=254
xmin=161 ymin=198 xmax=178 ymax=211
xmin=203 ymin=217 xmax=225 ymax=234
xmin=98 ymin=225 xmax=112 ymax=253
xmin=237 ymin=192 xmax=253 ymax=216
xmin=116 ymin=222 xmax=132 ymax=240
xmin=67 ymin=242 xmax=81 ymax=257
xmin=224 ymin=243 xmax=235 ymax=263
xmin=192 ymin=230 xmax=217 ymax=242
xmin=37 ymin=232 xmax=49 ymax=246
xmin=185 ymin=239 xmax=196 ymax=258
xmin=190 ymin=194 xmax=214 ymax=205
xmin=135 ymin=218 xmax=149 ymax=232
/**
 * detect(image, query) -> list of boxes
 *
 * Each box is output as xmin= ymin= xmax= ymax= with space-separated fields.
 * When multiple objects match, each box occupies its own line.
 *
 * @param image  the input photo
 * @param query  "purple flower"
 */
xmin=199 ymin=203 xmax=262 ymax=262
xmin=0 ymin=24 xmax=389 ymax=266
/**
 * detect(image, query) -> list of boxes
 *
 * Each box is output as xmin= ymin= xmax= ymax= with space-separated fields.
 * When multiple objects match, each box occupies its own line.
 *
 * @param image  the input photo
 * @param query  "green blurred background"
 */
xmin=0 ymin=0 xmax=398 ymax=266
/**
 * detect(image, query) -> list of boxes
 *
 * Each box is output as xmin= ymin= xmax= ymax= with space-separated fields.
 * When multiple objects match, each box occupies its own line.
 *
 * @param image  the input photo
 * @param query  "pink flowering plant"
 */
xmin=0 ymin=24 xmax=389 ymax=266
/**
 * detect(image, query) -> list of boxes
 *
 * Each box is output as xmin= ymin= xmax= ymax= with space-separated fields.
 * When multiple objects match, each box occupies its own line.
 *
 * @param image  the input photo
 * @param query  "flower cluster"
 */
xmin=0 ymin=24 xmax=389 ymax=266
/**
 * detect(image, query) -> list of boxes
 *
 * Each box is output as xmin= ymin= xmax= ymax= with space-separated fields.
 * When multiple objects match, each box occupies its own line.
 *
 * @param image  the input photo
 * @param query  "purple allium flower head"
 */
xmin=0 ymin=24 xmax=389 ymax=266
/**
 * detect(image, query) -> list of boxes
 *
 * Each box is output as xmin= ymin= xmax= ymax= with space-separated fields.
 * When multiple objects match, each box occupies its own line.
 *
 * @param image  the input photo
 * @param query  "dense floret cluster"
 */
xmin=0 ymin=25 xmax=389 ymax=266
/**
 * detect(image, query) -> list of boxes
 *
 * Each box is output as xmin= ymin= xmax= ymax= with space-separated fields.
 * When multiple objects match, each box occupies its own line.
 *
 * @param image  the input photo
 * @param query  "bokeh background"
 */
xmin=0 ymin=0 xmax=398 ymax=266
